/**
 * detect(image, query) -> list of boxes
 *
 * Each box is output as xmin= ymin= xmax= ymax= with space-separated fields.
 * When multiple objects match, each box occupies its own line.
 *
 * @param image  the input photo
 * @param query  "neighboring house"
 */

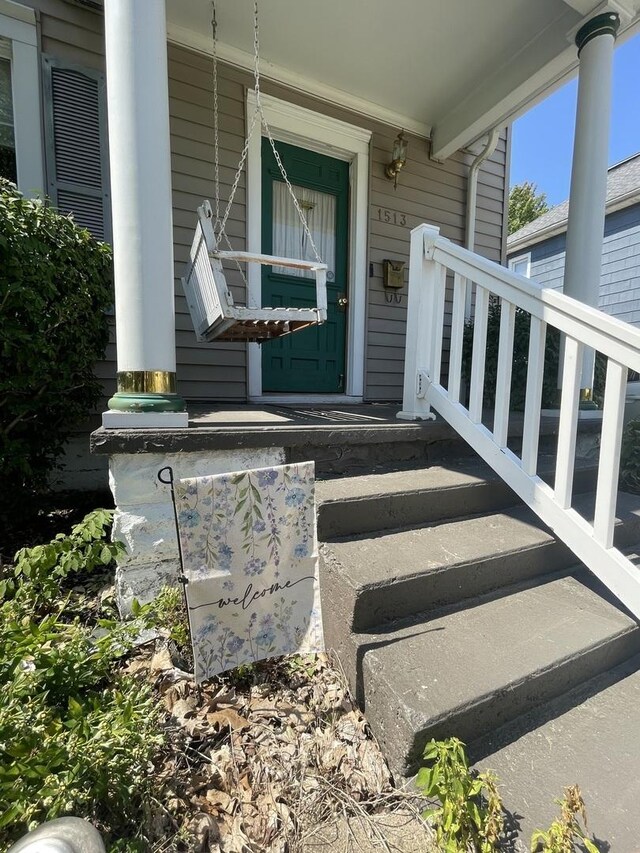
xmin=507 ymin=153 xmax=640 ymax=327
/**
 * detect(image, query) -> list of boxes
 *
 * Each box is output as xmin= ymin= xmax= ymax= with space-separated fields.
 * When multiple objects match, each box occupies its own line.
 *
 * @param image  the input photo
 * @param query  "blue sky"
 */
xmin=510 ymin=31 xmax=640 ymax=206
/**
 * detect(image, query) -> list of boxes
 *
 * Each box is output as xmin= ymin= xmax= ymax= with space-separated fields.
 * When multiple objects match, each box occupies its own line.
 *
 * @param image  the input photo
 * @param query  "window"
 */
xmin=508 ymin=253 xmax=531 ymax=277
xmin=0 ymin=40 xmax=17 ymax=182
xmin=0 ymin=4 xmax=44 ymax=196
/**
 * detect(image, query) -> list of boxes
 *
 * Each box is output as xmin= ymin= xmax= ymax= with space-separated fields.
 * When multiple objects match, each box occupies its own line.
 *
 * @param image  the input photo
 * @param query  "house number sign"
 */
xmin=377 ymin=207 xmax=407 ymax=227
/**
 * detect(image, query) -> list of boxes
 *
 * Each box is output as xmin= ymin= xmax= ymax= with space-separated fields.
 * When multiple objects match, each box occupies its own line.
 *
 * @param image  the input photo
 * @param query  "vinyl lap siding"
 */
xmin=35 ymin=1 xmax=508 ymax=402
xmin=367 ymin=130 xmax=507 ymax=399
xmin=524 ymin=203 xmax=640 ymax=328
xmin=168 ymin=47 xmax=248 ymax=401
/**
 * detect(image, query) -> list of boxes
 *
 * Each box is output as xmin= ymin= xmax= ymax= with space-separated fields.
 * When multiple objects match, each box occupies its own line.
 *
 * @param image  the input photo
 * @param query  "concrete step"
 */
xmin=317 ymin=456 xmax=597 ymax=540
xmin=320 ymin=491 xmax=640 ymax=637
xmin=472 ymin=651 xmax=640 ymax=852
xmin=355 ymin=569 xmax=640 ymax=779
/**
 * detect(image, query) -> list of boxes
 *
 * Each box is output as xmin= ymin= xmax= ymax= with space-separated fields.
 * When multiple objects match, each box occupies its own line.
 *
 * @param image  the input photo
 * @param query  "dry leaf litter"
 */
xmin=124 ymin=641 xmax=433 ymax=853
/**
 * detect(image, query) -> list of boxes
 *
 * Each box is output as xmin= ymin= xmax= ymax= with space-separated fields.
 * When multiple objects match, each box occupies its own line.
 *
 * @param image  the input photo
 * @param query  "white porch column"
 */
xmin=103 ymin=0 xmax=187 ymax=426
xmin=563 ymin=12 xmax=620 ymax=402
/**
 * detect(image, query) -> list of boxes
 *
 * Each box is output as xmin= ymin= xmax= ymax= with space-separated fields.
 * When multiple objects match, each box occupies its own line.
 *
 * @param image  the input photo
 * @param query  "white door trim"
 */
xmin=246 ymin=90 xmax=371 ymax=402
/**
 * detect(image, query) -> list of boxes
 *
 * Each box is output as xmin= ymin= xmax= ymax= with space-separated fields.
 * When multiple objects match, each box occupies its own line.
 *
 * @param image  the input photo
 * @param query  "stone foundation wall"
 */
xmin=110 ymin=448 xmax=285 ymax=612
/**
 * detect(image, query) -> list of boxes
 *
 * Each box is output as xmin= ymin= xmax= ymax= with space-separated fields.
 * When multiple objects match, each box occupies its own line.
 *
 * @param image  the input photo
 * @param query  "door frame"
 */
xmin=246 ymin=90 xmax=371 ymax=402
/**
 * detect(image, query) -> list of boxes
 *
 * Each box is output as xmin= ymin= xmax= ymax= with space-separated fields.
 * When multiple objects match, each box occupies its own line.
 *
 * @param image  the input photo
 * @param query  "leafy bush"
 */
xmin=416 ymin=737 xmax=503 ymax=852
xmin=620 ymin=418 xmax=640 ymax=494
xmin=1 ymin=508 xmax=120 ymax=604
xmin=462 ymin=298 xmax=606 ymax=411
xmin=0 ymin=510 xmax=163 ymax=848
xmin=0 ymin=180 xmax=113 ymax=508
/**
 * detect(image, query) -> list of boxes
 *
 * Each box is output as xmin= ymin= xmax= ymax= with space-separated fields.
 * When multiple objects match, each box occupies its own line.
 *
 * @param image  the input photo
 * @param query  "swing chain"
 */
xmin=211 ymin=2 xmax=250 ymax=290
xmin=211 ymin=0 xmax=323 ymax=267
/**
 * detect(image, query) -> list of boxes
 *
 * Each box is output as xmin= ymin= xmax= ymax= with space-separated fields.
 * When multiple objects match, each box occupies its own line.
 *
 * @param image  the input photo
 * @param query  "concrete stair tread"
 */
xmin=473 ymin=653 xmax=640 ymax=851
xmin=359 ymin=571 xmax=640 ymax=774
xmin=322 ymin=491 xmax=640 ymax=585
xmin=320 ymin=492 xmax=640 ymax=635
xmin=316 ymin=455 xmax=599 ymax=540
xmin=322 ymin=503 xmax=556 ymax=587
xmin=316 ymin=453 xmax=595 ymax=506
xmin=317 ymin=457 xmax=500 ymax=504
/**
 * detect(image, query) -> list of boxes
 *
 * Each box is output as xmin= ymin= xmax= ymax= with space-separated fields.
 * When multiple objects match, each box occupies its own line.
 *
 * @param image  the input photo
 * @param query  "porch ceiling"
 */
xmin=165 ymin=0 xmax=640 ymax=160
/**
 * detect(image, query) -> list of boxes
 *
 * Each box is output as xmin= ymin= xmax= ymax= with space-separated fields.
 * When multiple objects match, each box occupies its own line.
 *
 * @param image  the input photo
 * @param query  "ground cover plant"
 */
xmin=0 ymin=508 xmax=428 ymax=852
xmin=530 ymin=785 xmax=598 ymax=853
xmin=0 ymin=510 xmax=162 ymax=850
xmin=0 ymin=180 xmax=112 ymax=520
xmin=0 ymin=503 xmax=607 ymax=852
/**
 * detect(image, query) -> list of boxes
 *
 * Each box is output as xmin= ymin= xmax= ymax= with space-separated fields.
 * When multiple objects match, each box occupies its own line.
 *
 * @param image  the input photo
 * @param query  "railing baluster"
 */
xmin=448 ymin=274 xmax=467 ymax=402
xmin=554 ymin=336 xmax=583 ymax=509
xmin=493 ymin=299 xmax=516 ymax=447
xmin=521 ymin=316 xmax=547 ymax=476
xmin=469 ymin=285 xmax=489 ymax=423
xmin=430 ymin=263 xmax=447 ymax=388
xmin=594 ymin=359 xmax=627 ymax=548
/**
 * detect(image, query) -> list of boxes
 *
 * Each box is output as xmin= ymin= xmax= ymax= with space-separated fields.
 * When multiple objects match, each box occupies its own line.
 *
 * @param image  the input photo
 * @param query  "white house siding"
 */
xmin=32 ymin=0 xmax=508 ymax=403
xmin=519 ymin=203 xmax=640 ymax=328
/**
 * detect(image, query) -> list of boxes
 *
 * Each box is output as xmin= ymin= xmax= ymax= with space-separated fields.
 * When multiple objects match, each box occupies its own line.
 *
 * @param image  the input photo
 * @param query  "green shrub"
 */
xmin=620 ymin=418 xmax=640 ymax=494
xmin=0 ymin=510 xmax=163 ymax=848
xmin=2 ymin=508 xmax=121 ymax=605
xmin=462 ymin=298 xmax=606 ymax=411
xmin=0 ymin=180 xmax=113 ymax=509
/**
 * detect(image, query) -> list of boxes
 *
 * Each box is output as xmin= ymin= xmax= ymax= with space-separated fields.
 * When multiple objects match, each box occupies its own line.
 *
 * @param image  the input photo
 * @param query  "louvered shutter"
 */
xmin=43 ymin=58 xmax=111 ymax=240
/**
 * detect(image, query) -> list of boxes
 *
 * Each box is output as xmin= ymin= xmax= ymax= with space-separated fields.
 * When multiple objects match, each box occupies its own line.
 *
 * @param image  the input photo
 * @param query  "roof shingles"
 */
xmin=507 ymin=153 xmax=640 ymax=249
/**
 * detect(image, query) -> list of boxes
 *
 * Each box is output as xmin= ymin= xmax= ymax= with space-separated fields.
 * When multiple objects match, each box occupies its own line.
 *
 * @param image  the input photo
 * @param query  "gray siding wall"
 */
xmin=34 ymin=0 xmax=507 ymax=403
xmin=511 ymin=203 xmax=640 ymax=328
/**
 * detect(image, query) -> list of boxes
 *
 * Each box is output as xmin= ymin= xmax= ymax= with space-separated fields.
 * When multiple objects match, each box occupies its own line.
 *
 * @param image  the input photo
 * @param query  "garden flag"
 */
xmin=173 ymin=462 xmax=324 ymax=681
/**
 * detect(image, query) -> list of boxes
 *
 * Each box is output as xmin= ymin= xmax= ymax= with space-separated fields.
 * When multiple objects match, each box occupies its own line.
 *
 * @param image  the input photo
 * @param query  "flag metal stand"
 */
xmin=157 ymin=465 xmax=195 ymax=653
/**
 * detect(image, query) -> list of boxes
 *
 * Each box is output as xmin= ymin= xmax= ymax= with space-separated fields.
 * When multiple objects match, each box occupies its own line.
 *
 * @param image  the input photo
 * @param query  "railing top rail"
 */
xmin=413 ymin=223 xmax=640 ymax=369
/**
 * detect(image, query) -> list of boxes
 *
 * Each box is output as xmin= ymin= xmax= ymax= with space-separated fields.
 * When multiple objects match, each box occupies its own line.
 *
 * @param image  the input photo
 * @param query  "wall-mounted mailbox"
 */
xmin=383 ymin=259 xmax=406 ymax=289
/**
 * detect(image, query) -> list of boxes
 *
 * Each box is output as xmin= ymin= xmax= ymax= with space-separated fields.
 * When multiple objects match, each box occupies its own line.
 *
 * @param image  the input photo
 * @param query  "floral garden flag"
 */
xmin=173 ymin=462 xmax=324 ymax=681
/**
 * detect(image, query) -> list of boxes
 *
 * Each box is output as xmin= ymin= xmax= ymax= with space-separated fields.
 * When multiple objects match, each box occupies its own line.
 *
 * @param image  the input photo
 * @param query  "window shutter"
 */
xmin=43 ymin=57 xmax=111 ymax=241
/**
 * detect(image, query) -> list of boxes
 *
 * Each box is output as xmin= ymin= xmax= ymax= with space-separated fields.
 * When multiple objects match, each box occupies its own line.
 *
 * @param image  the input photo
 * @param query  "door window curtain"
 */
xmin=272 ymin=181 xmax=336 ymax=280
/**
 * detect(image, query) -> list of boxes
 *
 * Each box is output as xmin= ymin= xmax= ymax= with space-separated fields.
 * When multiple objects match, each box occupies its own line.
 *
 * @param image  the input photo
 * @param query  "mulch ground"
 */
xmin=125 ymin=641 xmax=432 ymax=852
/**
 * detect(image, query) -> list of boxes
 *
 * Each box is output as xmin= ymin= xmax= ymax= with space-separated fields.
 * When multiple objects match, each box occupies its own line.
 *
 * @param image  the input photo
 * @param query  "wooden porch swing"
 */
xmin=181 ymin=0 xmax=328 ymax=344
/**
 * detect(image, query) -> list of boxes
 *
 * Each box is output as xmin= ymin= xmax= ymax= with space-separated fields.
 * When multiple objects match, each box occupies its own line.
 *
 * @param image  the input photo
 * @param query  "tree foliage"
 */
xmin=0 ymin=180 xmax=112 ymax=507
xmin=508 ymin=181 xmax=550 ymax=235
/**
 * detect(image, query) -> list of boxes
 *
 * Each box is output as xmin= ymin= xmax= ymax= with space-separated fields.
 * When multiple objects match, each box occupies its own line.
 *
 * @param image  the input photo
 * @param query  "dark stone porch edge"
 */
xmin=89 ymin=404 xmax=592 ymax=455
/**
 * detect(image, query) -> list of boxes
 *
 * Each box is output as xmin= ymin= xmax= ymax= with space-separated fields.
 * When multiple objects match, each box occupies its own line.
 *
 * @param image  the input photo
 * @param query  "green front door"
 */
xmin=261 ymin=139 xmax=349 ymax=393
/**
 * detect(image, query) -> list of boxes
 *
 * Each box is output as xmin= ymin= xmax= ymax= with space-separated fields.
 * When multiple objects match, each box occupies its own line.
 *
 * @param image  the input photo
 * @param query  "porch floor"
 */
xmin=90 ymin=403 xmax=577 ymax=456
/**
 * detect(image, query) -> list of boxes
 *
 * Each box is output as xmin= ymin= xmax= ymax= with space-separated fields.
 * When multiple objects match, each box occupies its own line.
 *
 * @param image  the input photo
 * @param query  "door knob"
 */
xmin=337 ymin=295 xmax=348 ymax=310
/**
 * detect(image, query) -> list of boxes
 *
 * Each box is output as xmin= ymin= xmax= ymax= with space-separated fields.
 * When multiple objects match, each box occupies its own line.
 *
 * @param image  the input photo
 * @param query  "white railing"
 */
xmin=399 ymin=223 xmax=640 ymax=620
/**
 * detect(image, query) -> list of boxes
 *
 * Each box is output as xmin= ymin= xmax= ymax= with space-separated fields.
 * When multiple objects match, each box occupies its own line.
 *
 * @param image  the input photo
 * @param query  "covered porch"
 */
xmin=99 ymin=0 xmax=640 ymax=425
xmin=91 ymin=0 xmax=640 ymax=606
xmin=85 ymin=5 xmax=640 ymax=822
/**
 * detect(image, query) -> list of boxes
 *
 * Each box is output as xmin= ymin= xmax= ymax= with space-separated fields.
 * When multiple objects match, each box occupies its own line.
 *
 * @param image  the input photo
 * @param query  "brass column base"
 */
xmin=107 ymin=371 xmax=186 ymax=413
xmin=579 ymin=387 xmax=599 ymax=411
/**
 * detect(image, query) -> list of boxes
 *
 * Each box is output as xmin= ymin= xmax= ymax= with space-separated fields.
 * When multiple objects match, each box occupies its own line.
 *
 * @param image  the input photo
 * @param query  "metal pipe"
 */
xmin=464 ymin=127 xmax=501 ymax=318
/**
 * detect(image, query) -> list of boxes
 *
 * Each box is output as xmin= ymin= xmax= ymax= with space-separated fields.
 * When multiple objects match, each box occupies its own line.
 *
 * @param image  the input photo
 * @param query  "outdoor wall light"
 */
xmin=385 ymin=130 xmax=408 ymax=189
